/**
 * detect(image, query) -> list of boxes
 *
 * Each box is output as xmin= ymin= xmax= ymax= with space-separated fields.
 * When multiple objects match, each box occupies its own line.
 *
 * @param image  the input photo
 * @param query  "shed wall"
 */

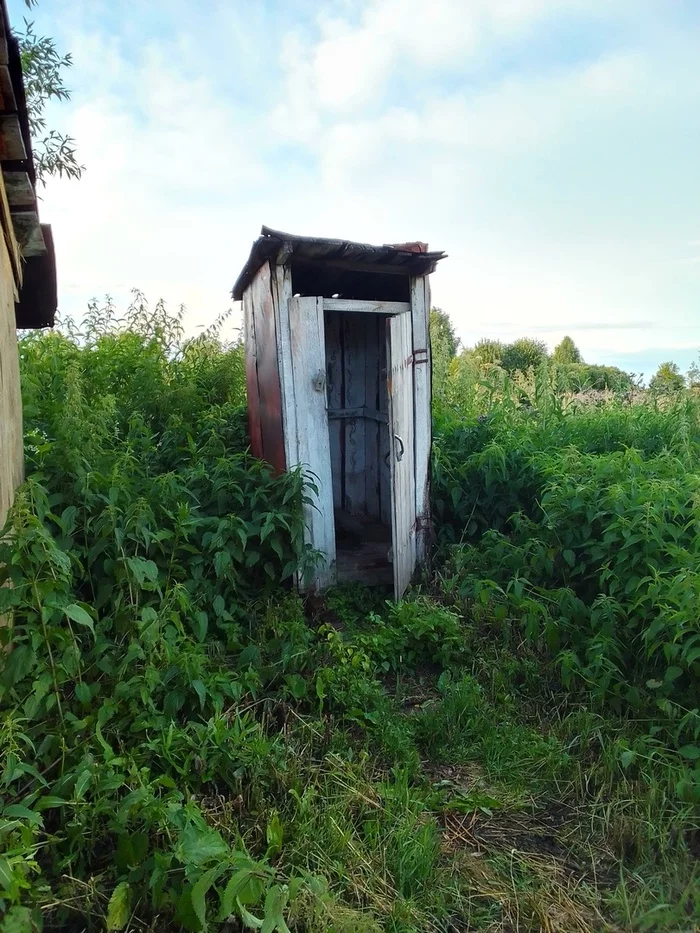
xmin=0 ymin=220 xmax=22 ymax=534
xmin=243 ymin=261 xmax=286 ymax=473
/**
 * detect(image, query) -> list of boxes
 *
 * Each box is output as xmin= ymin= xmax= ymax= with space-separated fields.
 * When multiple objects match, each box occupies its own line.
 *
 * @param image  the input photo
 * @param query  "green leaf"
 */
xmin=0 ymin=856 xmax=13 ymax=890
xmin=64 ymin=603 xmax=95 ymax=635
xmin=1 ymin=645 xmax=36 ymax=688
xmin=35 ymin=796 xmax=68 ymax=811
xmin=75 ymin=682 xmax=91 ymax=704
xmin=178 ymin=824 xmax=228 ymax=868
xmin=106 ymin=881 xmax=131 ymax=931
xmin=261 ymin=884 xmax=290 ymax=933
xmin=191 ymin=864 xmax=229 ymax=931
xmin=265 ymin=811 xmax=283 ymax=858
xmin=563 ymin=549 xmax=575 ymax=568
xmin=127 ymin=557 xmax=160 ymax=588
xmin=620 ymin=750 xmax=636 ymax=769
xmin=3 ymin=804 xmax=42 ymax=826
xmin=678 ymin=745 xmax=700 ymax=761
xmin=237 ymin=899 xmax=264 ymax=930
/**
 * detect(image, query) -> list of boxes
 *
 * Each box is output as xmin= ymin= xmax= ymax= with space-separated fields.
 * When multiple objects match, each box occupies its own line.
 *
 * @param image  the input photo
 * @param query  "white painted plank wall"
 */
xmin=288 ymin=297 xmax=336 ymax=590
xmin=411 ymin=275 xmax=432 ymax=565
xmin=388 ymin=312 xmax=416 ymax=598
xmin=324 ymin=298 xmax=410 ymax=314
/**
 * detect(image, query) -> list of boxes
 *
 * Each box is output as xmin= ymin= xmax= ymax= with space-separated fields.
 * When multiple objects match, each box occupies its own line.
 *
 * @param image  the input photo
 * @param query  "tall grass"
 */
xmin=0 ymin=305 xmax=697 ymax=931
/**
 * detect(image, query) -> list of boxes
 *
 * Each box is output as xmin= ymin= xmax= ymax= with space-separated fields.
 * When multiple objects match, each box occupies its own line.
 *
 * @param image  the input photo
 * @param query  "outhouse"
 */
xmin=232 ymin=227 xmax=446 ymax=599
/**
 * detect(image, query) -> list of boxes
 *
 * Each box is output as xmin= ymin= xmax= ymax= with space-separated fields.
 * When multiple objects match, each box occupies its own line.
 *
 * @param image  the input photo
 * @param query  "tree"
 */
xmin=552 ymin=336 xmax=583 ymax=365
xmin=649 ymin=361 xmax=685 ymax=394
xmin=17 ymin=2 xmax=83 ymax=183
xmin=687 ymin=360 xmax=700 ymax=389
xmin=430 ymin=308 xmax=459 ymax=399
xmin=470 ymin=339 xmax=505 ymax=367
xmin=500 ymin=338 xmax=548 ymax=374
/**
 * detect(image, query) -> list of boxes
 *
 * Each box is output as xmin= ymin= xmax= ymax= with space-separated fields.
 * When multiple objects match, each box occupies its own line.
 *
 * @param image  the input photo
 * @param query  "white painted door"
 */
xmin=387 ymin=312 xmax=416 ymax=599
xmin=288 ymin=297 xmax=336 ymax=590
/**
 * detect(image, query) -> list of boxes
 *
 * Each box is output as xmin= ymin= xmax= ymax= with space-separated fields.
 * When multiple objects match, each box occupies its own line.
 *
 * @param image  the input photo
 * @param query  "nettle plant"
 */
xmin=0 ymin=298 xmax=324 ymax=930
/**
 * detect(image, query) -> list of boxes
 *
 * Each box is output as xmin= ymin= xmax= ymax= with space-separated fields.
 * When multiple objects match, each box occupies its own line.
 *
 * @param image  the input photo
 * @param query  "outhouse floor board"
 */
xmin=334 ymin=512 xmax=392 ymax=586
xmin=336 ymin=540 xmax=393 ymax=586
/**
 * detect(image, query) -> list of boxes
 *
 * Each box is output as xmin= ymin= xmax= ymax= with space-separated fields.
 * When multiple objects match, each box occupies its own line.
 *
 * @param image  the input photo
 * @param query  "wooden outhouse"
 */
xmin=233 ymin=227 xmax=446 ymax=599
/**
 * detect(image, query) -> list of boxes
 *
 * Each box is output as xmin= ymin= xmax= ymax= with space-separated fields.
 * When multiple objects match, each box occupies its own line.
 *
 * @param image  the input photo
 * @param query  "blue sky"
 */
xmin=10 ymin=0 xmax=700 ymax=380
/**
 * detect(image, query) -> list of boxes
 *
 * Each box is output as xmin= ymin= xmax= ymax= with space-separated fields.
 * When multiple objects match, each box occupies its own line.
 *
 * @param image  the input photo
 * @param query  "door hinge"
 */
xmin=412 ymin=349 xmax=429 ymax=365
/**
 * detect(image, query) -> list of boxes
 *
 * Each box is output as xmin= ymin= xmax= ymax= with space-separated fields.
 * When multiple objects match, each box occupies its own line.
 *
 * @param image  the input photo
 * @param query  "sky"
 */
xmin=9 ymin=0 xmax=700 ymax=380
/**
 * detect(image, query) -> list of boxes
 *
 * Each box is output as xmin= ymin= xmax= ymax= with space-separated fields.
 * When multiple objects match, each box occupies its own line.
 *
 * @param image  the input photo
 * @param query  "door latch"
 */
xmin=312 ymin=370 xmax=325 ymax=392
xmin=394 ymin=434 xmax=405 ymax=462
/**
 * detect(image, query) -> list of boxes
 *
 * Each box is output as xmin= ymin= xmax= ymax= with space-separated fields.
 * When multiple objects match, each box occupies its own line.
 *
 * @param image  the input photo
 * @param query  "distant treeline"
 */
xmin=429 ymin=310 xmax=696 ymax=398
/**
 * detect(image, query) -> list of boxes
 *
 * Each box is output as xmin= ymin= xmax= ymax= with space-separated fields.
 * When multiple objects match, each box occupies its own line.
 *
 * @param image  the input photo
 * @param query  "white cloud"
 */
xmin=18 ymin=0 xmax=700 ymax=372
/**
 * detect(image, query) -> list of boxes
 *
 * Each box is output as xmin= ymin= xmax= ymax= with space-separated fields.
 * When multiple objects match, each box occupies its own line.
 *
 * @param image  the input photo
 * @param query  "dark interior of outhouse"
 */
xmin=290 ymin=260 xmax=410 ymax=302
xmin=324 ymin=310 xmax=393 ymax=586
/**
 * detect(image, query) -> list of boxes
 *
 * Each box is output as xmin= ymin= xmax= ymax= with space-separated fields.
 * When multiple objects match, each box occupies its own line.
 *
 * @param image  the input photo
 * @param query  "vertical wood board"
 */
xmin=343 ymin=314 xmax=366 ymax=514
xmin=249 ymin=263 xmax=285 ymax=473
xmin=243 ymin=288 xmax=263 ymax=460
xmin=387 ymin=312 xmax=417 ymax=599
xmin=378 ymin=326 xmax=392 ymax=527
xmin=364 ymin=315 xmax=380 ymax=521
xmin=289 ymin=296 xmax=336 ymax=590
xmin=411 ymin=275 xmax=432 ymax=565
xmin=270 ymin=261 xmax=296 ymax=468
xmin=324 ymin=311 xmax=343 ymax=509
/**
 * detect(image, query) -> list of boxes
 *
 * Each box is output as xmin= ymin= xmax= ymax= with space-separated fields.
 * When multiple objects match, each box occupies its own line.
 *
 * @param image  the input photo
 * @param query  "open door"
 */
xmin=387 ymin=312 xmax=416 ymax=598
xmin=288 ymin=296 xmax=336 ymax=590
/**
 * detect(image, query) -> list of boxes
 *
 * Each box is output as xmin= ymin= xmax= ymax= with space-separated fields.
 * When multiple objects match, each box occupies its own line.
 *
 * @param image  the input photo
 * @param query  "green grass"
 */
xmin=0 ymin=301 xmax=698 ymax=932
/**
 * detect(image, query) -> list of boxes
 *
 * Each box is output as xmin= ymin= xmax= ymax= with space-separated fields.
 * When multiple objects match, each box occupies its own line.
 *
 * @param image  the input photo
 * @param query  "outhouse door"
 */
xmin=387 ymin=312 xmax=417 ymax=597
xmin=290 ymin=297 xmax=418 ymax=599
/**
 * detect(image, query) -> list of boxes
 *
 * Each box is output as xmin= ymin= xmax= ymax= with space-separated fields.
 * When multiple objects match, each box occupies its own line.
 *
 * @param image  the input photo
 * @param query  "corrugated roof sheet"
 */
xmin=232 ymin=226 xmax=446 ymax=301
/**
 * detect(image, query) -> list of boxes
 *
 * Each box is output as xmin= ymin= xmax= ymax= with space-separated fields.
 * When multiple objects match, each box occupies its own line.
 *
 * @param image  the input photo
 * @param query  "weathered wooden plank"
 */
xmin=328 ymin=406 xmax=388 ymax=424
xmin=289 ymin=296 xmax=336 ymax=590
xmin=411 ymin=274 xmax=432 ymax=566
xmin=324 ymin=298 xmax=410 ymax=315
xmin=0 ymin=165 xmax=20 ymax=291
xmin=378 ymin=327 xmax=392 ymax=528
xmin=0 ymin=115 xmax=26 ymax=161
xmin=387 ymin=312 xmax=416 ymax=599
xmin=364 ymin=315 xmax=380 ymax=521
xmin=343 ymin=314 xmax=366 ymax=514
xmin=11 ymin=211 xmax=45 ymax=257
xmin=3 ymin=171 xmax=33 ymax=208
xmin=249 ymin=262 xmax=285 ymax=472
xmin=269 ymin=260 xmax=296 ymax=469
xmin=243 ymin=287 xmax=263 ymax=460
xmin=0 ymin=65 xmax=15 ymax=111
xmin=324 ymin=310 xmax=343 ymax=510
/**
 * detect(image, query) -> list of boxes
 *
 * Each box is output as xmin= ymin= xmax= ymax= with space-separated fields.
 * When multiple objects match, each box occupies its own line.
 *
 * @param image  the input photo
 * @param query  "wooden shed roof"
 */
xmin=232 ymin=226 xmax=446 ymax=301
xmin=0 ymin=0 xmax=57 ymax=329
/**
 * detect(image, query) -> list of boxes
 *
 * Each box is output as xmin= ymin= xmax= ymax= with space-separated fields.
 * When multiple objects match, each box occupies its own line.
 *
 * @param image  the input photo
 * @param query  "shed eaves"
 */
xmin=232 ymin=226 xmax=446 ymax=301
xmin=0 ymin=0 xmax=57 ymax=328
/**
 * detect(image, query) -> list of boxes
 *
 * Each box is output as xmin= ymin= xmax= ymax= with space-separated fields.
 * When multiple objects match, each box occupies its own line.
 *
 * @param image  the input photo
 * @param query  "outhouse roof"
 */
xmin=232 ymin=226 xmax=446 ymax=301
xmin=0 ymin=0 xmax=57 ymax=329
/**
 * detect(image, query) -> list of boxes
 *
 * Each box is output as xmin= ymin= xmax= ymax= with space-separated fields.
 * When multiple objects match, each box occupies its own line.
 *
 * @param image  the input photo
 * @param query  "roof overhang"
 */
xmin=0 ymin=0 xmax=57 ymax=329
xmin=232 ymin=226 xmax=446 ymax=301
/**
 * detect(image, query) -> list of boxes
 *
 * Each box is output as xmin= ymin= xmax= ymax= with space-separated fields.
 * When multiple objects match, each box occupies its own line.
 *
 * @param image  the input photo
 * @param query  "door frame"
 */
xmin=290 ymin=296 xmax=415 ymax=596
